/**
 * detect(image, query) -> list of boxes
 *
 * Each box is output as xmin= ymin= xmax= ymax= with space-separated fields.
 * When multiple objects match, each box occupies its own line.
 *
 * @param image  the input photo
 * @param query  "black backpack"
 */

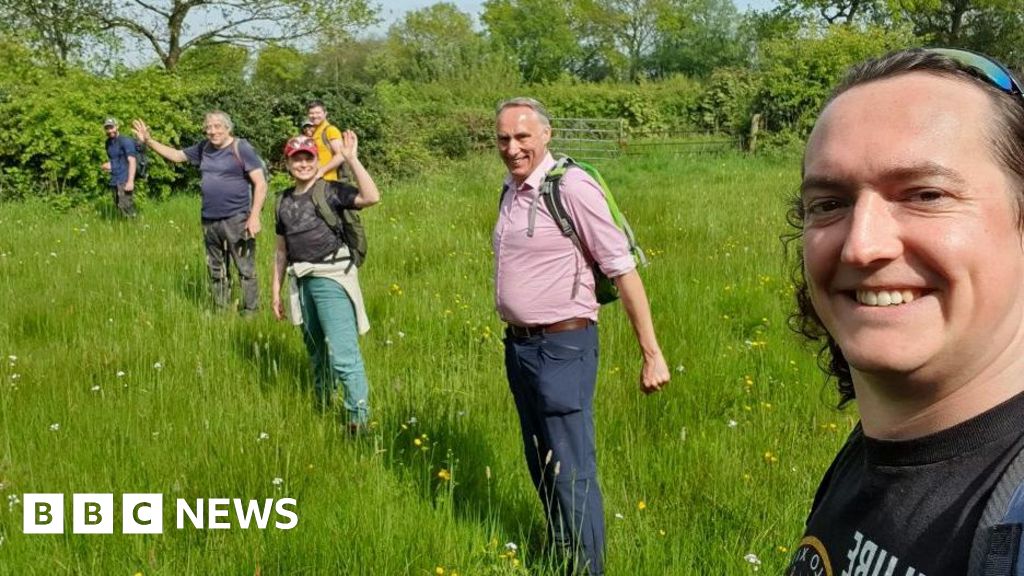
xmin=121 ymin=136 xmax=148 ymax=180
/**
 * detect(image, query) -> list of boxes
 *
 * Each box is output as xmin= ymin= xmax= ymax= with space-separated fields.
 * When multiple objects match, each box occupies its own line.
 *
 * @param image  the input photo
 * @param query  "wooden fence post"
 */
xmin=617 ymin=118 xmax=627 ymax=156
xmin=748 ymin=113 xmax=762 ymax=153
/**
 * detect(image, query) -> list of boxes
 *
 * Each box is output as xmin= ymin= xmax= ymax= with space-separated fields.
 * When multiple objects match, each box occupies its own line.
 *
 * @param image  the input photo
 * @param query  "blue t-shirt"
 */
xmin=105 ymin=136 xmax=137 ymax=186
xmin=183 ymin=138 xmax=262 ymax=220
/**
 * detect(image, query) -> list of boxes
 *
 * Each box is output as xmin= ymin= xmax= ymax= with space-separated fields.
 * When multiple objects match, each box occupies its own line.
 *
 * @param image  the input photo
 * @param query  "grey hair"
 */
xmin=495 ymin=97 xmax=551 ymax=127
xmin=204 ymin=110 xmax=234 ymax=133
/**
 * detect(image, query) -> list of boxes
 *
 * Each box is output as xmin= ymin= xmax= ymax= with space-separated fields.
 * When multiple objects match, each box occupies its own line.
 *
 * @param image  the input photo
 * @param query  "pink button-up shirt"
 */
xmin=493 ymin=153 xmax=635 ymax=325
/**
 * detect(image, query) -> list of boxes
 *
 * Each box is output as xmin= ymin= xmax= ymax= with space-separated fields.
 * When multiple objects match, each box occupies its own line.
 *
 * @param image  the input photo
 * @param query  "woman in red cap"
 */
xmin=271 ymin=133 xmax=380 ymax=433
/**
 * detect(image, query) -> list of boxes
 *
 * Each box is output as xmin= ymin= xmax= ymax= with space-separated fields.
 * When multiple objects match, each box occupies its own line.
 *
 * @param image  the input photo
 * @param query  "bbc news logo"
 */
xmin=22 ymin=494 xmax=298 ymax=534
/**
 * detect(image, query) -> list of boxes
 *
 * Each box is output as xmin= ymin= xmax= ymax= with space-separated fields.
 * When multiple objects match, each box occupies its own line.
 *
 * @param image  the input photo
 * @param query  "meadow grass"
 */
xmin=0 ymin=150 xmax=854 ymax=575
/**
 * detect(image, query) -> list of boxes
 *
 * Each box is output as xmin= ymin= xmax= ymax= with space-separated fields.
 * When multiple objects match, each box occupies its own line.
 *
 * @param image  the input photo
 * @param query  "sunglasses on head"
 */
xmin=926 ymin=48 xmax=1024 ymax=97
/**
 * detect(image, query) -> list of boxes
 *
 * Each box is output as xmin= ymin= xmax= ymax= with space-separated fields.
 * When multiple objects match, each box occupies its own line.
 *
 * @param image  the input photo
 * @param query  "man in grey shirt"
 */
xmin=133 ymin=111 xmax=267 ymax=315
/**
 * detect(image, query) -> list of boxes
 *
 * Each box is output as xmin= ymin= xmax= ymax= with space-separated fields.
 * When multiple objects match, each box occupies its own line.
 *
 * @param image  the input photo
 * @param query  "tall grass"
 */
xmin=0 ymin=151 xmax=853 ymax=574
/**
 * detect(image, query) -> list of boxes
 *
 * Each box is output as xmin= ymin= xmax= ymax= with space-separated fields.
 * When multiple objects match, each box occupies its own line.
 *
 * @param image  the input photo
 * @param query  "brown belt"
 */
xmin=505 ymin=317 xmax=593 ymax=339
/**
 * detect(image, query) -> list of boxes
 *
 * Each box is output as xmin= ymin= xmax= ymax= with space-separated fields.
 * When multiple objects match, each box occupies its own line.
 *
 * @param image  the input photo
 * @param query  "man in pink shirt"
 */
xmin=494 ymin=97 xmax=671 ymax=575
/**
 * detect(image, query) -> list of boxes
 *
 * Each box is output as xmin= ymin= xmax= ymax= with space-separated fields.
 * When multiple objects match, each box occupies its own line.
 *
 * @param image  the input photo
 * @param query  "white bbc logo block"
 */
xmin=23 ymin=493 xmax=64 ymax=534
xmin=73 ymin=493 xmax=114 ymax=534
xmin=122 ymin=494 xmax=163 ymax=534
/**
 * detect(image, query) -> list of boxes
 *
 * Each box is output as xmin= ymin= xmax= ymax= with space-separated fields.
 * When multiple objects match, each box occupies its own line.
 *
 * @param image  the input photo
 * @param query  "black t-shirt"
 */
xmin=275 ymin=181 xmax=358 ymax=264
xmin=787 ymin=392 xmax=1024 ymax=576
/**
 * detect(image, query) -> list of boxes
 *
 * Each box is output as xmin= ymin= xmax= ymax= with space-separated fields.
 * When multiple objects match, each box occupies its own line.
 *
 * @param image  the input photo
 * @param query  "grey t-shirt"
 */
xmin=184 ymin=138 xmax=262 ymax=220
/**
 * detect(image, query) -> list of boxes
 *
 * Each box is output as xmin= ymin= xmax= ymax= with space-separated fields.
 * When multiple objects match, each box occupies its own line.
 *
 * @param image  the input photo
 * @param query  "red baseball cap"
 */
xmin=283 ymin=136 xmax=317 ymax=157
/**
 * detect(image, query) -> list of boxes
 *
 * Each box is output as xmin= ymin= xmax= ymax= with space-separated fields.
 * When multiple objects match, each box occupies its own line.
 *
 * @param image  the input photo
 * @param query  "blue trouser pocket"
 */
xmin=536 ymin=335 xmax=590 ymax=415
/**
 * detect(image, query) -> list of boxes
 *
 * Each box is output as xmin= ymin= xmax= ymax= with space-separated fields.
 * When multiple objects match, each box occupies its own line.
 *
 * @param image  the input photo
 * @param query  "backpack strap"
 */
xmin=970 ymin=445 xmax=1024 ymax=576
xmin=230 ymin=139 xmax=246 ymax=173
xmin=309 ymin=179 xmax=357 ymax=271
xmin=320 ymin=123 xmax=333 ymax=152
xmin=310 ymin=179 xmax=341 ymax=234
xmin=533 ymin=156 xmax=587 ymax=299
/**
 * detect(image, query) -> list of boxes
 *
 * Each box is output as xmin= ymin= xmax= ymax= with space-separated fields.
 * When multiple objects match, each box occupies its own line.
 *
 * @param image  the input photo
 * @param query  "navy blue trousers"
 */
xmin=505 ymin=323 xmax=604 ymax=575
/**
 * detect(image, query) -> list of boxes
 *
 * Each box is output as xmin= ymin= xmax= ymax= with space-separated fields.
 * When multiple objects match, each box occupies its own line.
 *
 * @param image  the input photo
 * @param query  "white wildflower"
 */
xmin=90 ymin=385 xmax=100 ymax=392
xmin=49 ymin=423 xmax=60 ymax=432
xmin=116 ymin=371 xmax=125 ymax=377
xmin=744 ymin=553 xmax=762 ymax=571
xmin=153 ymin=362 xmax=163 ymax=370
xmin=272 ymin=477 xmax=284 ymax=486
xmin=258 ymin=432 xmax=270 ymax=441
xmin=727 ymin=419 xmax=738 ymax=428
xmin=504 ymin=542 xmax=518 ymax=551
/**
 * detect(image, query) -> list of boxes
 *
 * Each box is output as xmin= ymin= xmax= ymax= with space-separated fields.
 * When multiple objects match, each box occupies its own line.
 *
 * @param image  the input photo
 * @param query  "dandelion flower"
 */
xmin=414 ymin=438 xmax=422 ymax=447
xmin=437 ymin=469 xmax=451 ymax=481
xmin=637 ymin=501 xmax=647 ymax=511
xmin=435 ymin=567 xmax=444 ymax=575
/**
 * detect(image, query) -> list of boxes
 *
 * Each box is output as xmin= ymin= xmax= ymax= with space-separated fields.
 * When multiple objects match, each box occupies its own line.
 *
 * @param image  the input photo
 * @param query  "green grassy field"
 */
xmin=0 ymin=151 xmax=856 ymax=575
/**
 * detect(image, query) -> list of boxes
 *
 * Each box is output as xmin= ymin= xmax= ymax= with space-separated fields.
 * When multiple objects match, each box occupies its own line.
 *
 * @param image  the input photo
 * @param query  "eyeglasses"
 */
xmin=927 ymin=48 xmax=1023 ymax=97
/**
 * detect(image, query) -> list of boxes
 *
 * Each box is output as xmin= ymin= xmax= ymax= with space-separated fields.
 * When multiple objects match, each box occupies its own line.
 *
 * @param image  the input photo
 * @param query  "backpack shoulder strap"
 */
xmin=310 ymin=179 xmax=341 ymax=234
xmin=320 ymin=124 xmax=333 ymax=152
xmin=231 ymin=139 xmax=245 ymax=172
xmin=970 ymin=445 xmax=1024 ymax=576
xmin=197 ymin=140 xmax=209 ymax=168
xmin=274 ymin=187 xmax=288 ymax=221
xmin=536 ymin=156 xmax=582 ymax=245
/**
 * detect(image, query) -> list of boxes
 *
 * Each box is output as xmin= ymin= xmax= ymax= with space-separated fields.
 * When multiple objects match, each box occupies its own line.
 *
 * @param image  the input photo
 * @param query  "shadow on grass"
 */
xmin=229 ymin=317 xmax=312 ymax=397
xmin=382 ymin=411 xmax=552 ymax=566
xmin=173 ymin=259 xmax=210 ymax=311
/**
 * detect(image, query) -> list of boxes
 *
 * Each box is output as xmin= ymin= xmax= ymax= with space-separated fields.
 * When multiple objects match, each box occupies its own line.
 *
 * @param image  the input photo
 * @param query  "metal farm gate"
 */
xmin=549 ymin=117 xmax=739 ymax=164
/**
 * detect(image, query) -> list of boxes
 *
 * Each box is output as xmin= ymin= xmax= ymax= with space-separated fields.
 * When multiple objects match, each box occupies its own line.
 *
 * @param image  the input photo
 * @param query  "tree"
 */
xmin=482 ymin=0 xmax=582 ymax=82
xmin=253 ymin=44 xmax=308 ymax=95
xmin=894 ymin=0 xmax=1024 ymax=55
xmin=94 ymin=0 xmax=379 ymax=71
xmin=378 ymin=3 xmax=489 ymax=82
xmin=597 ymin=0 xmax=666 ymax=81
xmin=649 ymin=0 xmax=748 ymax=78
xmin=0 ymin=0 xmax=107 ymax=74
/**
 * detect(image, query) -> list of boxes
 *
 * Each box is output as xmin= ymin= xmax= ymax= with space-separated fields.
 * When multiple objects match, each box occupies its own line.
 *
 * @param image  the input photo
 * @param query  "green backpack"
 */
xmin=277 ymin=179 xmax=367 ymax=271
xmin=512 ymin=156 xmax=647 ymax=304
